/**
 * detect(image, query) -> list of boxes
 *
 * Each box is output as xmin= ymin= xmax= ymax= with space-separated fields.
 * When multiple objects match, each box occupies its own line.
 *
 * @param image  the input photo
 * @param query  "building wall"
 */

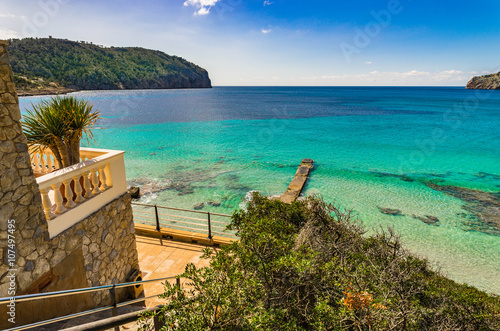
xmin=0 ymin=40 xmax=140 ymax=328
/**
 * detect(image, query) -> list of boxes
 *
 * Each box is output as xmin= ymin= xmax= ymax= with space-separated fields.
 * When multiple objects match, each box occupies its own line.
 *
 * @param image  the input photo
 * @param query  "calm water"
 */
xmin=19 ymin=87 xmax=500 ymax=294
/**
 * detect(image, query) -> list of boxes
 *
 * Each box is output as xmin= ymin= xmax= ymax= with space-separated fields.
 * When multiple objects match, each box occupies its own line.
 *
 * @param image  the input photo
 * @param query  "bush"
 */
xmin=147 ymin=193 xmax=500 ymax=330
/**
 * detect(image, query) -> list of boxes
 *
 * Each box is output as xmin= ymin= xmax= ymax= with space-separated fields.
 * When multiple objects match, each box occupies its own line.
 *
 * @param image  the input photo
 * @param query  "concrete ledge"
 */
xmin=280 ymin=158 xmax=314 ymax=204
xmin=134 ymin=223 xmax=236 ymax=246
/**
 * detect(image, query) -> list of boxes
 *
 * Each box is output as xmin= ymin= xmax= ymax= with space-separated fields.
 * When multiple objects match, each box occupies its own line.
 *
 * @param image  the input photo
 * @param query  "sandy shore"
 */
xmin=17 ymin=87 xmax=78 ymax=97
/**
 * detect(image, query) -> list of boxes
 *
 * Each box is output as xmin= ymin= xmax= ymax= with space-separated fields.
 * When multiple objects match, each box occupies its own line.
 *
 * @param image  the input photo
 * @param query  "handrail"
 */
xmin=131 ymin=202 xmax=232 ymax=217
xmin=0 ymin=275 xmax=179 ymax=331
xmin=3 ymin=295 xmax=165 ymax=331
xmin=0 ymin=276 xmax=175 ymax=304
xmin=131 ymin=202 xmax=238 ymax=241
xmin=60 ymin=305 xmax=162 ymax=331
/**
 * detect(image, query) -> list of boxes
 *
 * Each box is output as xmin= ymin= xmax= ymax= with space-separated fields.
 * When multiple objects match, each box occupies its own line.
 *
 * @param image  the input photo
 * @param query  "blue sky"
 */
xmin=0 ymin=0 xmax=499 ymax=86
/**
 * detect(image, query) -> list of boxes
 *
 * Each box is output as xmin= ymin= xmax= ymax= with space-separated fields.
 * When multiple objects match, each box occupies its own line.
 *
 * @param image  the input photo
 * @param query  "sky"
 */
xmin=0 ymin=0 xmax=499 ymax=86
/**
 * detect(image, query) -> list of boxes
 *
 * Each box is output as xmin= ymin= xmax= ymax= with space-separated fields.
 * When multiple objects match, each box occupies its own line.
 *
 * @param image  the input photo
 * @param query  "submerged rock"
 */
xmin=370 ymin=171 xmax=414 ymax=182
xmin=128 ymin=186 xmax=140 ymax=199
xmin=207 ymin=200 xmax=221 ymax=207
xmin=377 ymin=207 xmax=403 ymax=216
xmin=426 ymin=182 xmax=500 ymax=235
xmin=412 ymin=214 xmax=440 ymax=226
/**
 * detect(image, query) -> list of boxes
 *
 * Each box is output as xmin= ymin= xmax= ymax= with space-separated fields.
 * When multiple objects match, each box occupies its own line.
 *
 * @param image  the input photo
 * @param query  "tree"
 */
xmin=22 ymin=96 xmax=100 ymax=168
xmin=145 ymin=193 xmax=500 ymax=330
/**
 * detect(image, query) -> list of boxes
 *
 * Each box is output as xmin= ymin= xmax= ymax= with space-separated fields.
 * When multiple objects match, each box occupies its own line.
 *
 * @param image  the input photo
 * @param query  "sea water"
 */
xmin=19 ymin=87 xmax=500 ymax=294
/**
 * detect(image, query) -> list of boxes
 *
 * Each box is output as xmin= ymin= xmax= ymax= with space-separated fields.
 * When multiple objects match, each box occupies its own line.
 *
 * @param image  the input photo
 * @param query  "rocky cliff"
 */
xmin=466 ymin=71 xmax=500 ymax=89
xmin=7 ymin=37 xmax=211 ymax=95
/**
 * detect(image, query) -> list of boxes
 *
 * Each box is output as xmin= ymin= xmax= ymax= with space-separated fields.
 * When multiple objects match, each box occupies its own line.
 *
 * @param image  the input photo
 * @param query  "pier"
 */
xmin=280 ymin=158 xmax=314 ymax=204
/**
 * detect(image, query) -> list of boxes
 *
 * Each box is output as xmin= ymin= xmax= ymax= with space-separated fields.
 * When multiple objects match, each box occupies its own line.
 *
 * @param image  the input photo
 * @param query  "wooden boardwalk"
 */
xmin=280 ymin=158 xmax=314 ymax=204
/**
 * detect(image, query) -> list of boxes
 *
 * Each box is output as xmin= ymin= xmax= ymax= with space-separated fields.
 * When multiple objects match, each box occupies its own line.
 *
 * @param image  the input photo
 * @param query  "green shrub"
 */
xmin=147 ymin=193 xmax=500 ymax=330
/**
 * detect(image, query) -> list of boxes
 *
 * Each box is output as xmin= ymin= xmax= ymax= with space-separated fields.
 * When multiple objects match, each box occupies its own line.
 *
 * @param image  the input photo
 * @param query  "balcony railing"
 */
xmin=29 ymin=146 xmax=127 ymax=238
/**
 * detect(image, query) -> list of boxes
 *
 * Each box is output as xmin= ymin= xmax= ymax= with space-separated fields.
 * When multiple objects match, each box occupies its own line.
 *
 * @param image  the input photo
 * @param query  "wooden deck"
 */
xmin=135 ymin=235 xmax=214 ymax=307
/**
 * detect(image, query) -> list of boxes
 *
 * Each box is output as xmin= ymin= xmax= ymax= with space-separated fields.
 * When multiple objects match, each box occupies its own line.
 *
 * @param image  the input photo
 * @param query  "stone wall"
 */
xmin=0 ymin=39 xmax=49 ymax=295
xmin=0 ymin=40 xmax=141 ymax=328
xmin=1 ymin=193 xmax=139 ymax=327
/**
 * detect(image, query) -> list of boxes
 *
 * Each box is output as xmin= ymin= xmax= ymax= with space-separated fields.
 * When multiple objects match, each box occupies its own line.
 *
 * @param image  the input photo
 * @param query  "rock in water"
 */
xmin=128 ymin=186 xmax=140 ymax=199
xmin=377 ymin=206 xmax=403 ymax=216
xmin=466 ymin=72 xmax=500 ymax=89
xmin=412 ymin=214 xmax=440 ymax=226
xmin=208 ymin=200 xmax=221 ymax=207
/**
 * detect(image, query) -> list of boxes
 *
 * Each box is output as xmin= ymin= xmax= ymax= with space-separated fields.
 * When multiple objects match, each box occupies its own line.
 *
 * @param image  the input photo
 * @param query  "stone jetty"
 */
xmin=280 ymin=158 xmax=314 ymax=204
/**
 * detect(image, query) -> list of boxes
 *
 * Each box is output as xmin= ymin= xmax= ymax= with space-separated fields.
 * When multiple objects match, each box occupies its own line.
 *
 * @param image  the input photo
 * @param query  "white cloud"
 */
xmin=298 ymin=69 xmax=473 ymax=85
xmin=0 ymin=27 xmax=21 ymax=39
xmin=261 ymin=28 xmax=272 ymax=34
xmin=0 ymin=14 xmax=26 ymax=19
xmin=365 ymin=61 xmax=372 ymax=65
xmin=263 ymin=0 xmax=274 ymax=6
xmin=183 ymin=0 xmax=220 ymax=15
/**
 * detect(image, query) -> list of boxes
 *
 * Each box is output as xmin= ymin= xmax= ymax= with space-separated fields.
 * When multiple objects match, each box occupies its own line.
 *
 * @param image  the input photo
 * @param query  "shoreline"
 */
xmin=16 ymin=85 xmax=213 ymax=97
xmin=16 ymin=87 xmax=79 ymax=97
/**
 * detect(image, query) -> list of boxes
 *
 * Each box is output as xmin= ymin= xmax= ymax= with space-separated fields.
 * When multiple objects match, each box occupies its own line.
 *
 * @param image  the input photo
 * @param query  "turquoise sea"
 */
xmin=19 ymin=87 xmax=500 ymax=294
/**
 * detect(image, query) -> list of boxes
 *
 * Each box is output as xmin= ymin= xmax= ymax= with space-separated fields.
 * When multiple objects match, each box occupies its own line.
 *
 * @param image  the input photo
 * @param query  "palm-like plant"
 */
xmin=22 ymin=96 xmax=100 ymax=169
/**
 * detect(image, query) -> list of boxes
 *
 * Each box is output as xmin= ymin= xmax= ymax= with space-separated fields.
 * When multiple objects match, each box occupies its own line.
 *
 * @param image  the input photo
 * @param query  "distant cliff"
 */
xmin=466 ymin=71 xmax=500 ymax=90
xmin=7 ymin=37 xmax=211 ymax=95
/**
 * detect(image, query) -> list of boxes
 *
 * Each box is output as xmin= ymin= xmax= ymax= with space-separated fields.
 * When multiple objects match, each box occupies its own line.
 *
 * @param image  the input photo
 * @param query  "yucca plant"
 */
xmin=22 ymin=96 xmax=100 ymax=169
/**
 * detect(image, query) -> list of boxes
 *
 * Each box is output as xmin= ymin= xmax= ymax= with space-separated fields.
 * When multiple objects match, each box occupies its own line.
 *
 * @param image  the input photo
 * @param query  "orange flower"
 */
xmin=342 ymin=290 xmax=373 ymax=310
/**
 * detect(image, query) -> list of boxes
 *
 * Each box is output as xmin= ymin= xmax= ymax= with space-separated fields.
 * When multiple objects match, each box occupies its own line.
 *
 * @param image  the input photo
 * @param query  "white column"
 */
xmin=46 ymin=152 xmax=54 ymax=172
xmin=62 ymin=178 xmax=76 ymax=209
xmin=40 ymin=152 xmax=48 ymax=173
xmin=33 ymin=153 xmax=41 ymax=173
xmin=98 ymin=165 xmax=109 ymax=191
xmin=83 ymin=171 xmax=93 ymax=199
xmin=90 ymin=168 xmax=101 ymax=195
xmin=50 ymin=182 xmax=66 ymax=214
xmin=72 ymin=174 xmax=85 ymax=203
xmin=40 ymin=188 xmax=55 ymax=220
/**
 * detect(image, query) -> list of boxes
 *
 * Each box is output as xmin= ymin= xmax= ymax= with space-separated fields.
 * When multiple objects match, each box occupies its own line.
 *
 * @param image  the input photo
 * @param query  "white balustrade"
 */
xmin=29 ymin=146 xmax=59 ymax=174
xmin=34 ymin=147 xmax=127 ymax=238
xmin=72 ymin=174 xmax=85 ymax=203
xmin=98 ymin=164 xmax=109 ymax=191
xmin=40 ymin=188 xmax=55 ymax=220
xmin=90 ymin=168 xmax=101 ymax=195
xmin=33 ymin=153 xmax=42 ymax=173
xmin=62 ymin=178 xmax=77 ymax=209
xmin=50 ymin=182 xmax=66 ymax=214
xmin=82 ymin=171 xmax=93 ymax=199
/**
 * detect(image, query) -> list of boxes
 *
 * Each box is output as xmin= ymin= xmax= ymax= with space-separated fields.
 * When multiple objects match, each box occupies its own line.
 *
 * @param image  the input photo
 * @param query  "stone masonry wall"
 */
xmin=79 ymin=192 xmax=139 ymax=305
xmin=0 ymin=40 xmax=141 ymax=328
xmin=0 ymin=39 xmax=49 ymax=295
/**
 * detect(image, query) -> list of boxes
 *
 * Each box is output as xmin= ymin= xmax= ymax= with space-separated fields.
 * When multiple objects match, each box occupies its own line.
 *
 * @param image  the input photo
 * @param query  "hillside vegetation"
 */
xmin=146 ymin=193 xmax=500 ymax=330
xmin=7 ymin=37 xmax=211 ymax=95
xmin=466 ymin=71 xmax=500 ymax=89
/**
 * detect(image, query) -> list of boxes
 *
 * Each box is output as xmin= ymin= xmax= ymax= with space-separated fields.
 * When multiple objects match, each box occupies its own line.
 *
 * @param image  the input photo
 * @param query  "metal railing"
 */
xmin=131 ymin=202 xmax=238 ymax=240
xmin=0 ymin=275 xmax=180 ymax=331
